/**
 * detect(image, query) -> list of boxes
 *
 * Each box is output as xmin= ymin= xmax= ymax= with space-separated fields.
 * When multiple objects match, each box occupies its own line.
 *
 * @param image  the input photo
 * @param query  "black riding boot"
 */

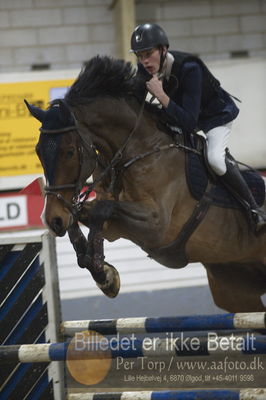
xmin=222 ymin=159 xmax=266 ymax=233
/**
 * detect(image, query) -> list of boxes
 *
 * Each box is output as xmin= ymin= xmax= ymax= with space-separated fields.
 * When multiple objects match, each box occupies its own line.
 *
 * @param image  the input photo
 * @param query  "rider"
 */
xmin=130 ymin=23 xmax=266 ymax=233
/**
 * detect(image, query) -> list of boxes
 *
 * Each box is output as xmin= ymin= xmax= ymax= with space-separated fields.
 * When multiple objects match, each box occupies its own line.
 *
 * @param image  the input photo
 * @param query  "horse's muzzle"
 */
xmin=48 ymin=213 xmax=73 ymax=237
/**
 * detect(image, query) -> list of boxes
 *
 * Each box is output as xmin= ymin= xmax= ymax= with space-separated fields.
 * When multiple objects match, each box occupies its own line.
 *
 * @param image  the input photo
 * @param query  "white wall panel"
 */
xmin=56 ymin=228 xmax=208 ymax=300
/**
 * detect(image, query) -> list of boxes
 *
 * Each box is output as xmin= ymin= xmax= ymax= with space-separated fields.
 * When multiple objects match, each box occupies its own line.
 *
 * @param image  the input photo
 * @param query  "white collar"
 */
xmin=159 ymin=52 xmax=174 ymax=81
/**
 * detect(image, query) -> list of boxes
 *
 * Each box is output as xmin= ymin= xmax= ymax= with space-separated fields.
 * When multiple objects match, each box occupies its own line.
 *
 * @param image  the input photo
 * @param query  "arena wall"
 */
xmin=0 ymin=0 xmax=265 ymax=72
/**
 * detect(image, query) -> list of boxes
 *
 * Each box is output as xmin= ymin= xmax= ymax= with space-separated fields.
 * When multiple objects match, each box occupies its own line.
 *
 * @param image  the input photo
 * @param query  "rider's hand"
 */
xmin=146 ymin=75 xmax=170 ymax=108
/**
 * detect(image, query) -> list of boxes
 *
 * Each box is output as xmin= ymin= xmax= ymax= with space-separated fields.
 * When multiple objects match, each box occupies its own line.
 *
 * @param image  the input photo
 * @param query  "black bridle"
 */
xmin=40 ymin=124 xmax=98 ymax=216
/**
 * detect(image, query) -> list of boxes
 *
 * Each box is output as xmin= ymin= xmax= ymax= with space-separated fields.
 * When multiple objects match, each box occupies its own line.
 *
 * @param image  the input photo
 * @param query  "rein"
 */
xmin=40 ymin=100 xmax=201 ymax=216
xmin=77 ymin=96 xmax=147 ymax=203
xmin=122 ymin=142 xmax=201 ymax=170
xmin=79 ymin=103 xmax=201 ymax=201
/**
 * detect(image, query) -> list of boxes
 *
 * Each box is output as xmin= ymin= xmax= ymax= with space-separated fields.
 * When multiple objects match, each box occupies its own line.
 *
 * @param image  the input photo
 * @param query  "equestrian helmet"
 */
xmin=130 ymin=23 xmax=169 ymax=53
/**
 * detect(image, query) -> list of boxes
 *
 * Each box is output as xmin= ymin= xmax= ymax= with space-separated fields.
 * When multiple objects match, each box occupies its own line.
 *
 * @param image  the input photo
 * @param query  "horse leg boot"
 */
xmin=221 ymin=159 xmax=266 ymax=234
xmin=68 ymin=222 xmax=91 ymax=267
xmin=68 ymin=221 xmax=120 ymax=298
xmin=85 ymin=202 xmax=120 ymax=298
xmin=87 ymin=227 xmax=120 ymax=298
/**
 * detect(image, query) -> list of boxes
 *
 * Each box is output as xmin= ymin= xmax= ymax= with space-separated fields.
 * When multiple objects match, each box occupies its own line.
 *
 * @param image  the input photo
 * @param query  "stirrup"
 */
xmin=251 ymin=209 xmax=266 ymax=234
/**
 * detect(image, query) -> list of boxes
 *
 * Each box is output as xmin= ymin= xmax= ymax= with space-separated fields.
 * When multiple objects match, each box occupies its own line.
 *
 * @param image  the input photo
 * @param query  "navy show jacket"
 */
xmin=137 ymin=51 xmax=240 ymax=134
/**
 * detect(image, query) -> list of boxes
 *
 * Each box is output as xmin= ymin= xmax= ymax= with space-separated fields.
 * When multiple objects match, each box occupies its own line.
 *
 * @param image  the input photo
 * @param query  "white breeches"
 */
xmin=206 ymin=122 xmax=232 ymax=176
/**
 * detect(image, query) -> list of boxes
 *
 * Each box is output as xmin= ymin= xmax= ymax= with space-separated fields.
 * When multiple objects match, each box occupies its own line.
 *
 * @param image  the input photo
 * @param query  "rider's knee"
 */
xmin=207 ymin=149 xmax=226 ymax=176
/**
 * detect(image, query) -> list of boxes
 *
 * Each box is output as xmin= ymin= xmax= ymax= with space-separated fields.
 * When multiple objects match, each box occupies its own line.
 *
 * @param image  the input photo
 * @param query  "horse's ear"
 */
xmin=24 ymin=99 xmax=46 ymax=122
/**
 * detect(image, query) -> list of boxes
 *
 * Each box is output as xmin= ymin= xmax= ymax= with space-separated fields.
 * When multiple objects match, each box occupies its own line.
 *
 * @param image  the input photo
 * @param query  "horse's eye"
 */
xmin=66 ymin=147 xmax=75 ymax=159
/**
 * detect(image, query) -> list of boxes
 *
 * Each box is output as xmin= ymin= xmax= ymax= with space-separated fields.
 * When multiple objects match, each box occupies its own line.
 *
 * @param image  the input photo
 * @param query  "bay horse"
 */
xmin=25 ymin=56 xmax=266 ymax=312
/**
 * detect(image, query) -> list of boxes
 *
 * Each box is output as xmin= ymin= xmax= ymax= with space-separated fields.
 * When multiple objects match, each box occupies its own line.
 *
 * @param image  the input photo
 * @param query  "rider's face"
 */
xmin=136 ymin=48 xmax=161 ymax=75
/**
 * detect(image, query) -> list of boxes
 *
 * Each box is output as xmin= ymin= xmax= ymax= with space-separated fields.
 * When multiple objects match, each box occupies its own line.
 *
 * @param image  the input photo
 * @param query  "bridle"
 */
xmin=40 ymin=124 xmax=98 ymax=217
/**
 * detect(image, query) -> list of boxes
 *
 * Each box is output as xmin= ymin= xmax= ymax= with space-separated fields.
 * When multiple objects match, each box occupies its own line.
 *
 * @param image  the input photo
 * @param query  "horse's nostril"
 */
xmin=51 ymin=217 xmax=64 ymax=235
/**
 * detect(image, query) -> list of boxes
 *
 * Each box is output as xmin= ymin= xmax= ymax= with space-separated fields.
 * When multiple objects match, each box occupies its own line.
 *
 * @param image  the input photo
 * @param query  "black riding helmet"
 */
xmin=130 ymin=23 xmax=169 ymax=53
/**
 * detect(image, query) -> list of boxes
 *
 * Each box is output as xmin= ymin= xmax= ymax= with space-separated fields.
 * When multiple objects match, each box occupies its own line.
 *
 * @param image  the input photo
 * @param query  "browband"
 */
xmin=40 ymin=126 xmax=77 ymax=134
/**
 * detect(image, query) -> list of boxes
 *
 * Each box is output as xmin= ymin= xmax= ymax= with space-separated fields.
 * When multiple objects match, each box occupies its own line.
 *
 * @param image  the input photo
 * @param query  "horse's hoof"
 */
xmin=97 ymin=262 xmax=120 ymax=298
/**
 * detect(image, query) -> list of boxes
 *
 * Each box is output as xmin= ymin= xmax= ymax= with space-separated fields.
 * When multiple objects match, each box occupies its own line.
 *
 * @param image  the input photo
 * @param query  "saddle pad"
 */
xmin=186 ymin=151 xmax=265 ymax=209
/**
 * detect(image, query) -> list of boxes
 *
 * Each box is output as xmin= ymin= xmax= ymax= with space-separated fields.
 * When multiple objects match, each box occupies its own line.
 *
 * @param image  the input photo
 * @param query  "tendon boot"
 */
xmin=222 ymin=159 xmax=266 ymax=234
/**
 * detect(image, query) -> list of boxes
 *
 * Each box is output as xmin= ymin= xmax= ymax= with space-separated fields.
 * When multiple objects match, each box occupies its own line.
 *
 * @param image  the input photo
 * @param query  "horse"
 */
xmin=25 ymin=55 xmax=266 ymax=312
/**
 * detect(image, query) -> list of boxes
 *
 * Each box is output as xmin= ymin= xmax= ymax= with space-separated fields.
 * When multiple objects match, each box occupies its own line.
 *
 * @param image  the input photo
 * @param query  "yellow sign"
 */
xmin=0 ymin=79 xmax=74 ymax=177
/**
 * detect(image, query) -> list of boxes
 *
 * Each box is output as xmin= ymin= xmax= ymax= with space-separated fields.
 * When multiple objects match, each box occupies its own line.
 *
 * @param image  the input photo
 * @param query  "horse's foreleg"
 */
xmin=68 ymin=221 xmax=120 ymax=298
xmin=75 ymin=198 xmax=162 ymax=298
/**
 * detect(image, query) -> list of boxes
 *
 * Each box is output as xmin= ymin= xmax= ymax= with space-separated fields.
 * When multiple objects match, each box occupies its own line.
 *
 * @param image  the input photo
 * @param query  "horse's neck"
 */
xmin=79 ymin=98 xmax=153 ymax=160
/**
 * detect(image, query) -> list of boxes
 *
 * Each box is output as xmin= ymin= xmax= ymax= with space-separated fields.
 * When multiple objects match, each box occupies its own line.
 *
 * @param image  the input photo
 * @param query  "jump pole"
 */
xmin=1 ymin=333 xmax=266 ymax=363
xmin=66 ymin=389 xmax=266 ymax=400
xmin=61 ymin=312 xmax=266 ymax=336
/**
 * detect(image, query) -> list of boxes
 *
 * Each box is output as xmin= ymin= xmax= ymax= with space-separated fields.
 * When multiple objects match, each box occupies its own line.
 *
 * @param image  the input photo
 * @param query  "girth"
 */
xmin=147 ymin=181 xmax=213 ymax=269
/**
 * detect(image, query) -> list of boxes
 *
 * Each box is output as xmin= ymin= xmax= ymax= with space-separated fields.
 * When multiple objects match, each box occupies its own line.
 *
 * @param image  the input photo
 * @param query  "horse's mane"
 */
xmin=64 ymin=55 xmax=174 ymax=133
xmin=65 ymin=56 xmax=136 ymax=106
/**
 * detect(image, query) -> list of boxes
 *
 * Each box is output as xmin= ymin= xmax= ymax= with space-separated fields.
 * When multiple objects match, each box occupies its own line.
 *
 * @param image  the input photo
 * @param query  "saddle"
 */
xmin=183 ymin=133 xmax=265 ymax=210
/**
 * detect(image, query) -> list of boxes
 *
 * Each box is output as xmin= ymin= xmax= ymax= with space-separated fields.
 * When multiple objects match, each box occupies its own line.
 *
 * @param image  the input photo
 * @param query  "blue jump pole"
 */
xmin=1 ymin=333 xmax=266 ymax=363
xmin=61 ymin=312 xmax=266 ymax=336
xmin=67 ymin=389 xmax=266 ymax=400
